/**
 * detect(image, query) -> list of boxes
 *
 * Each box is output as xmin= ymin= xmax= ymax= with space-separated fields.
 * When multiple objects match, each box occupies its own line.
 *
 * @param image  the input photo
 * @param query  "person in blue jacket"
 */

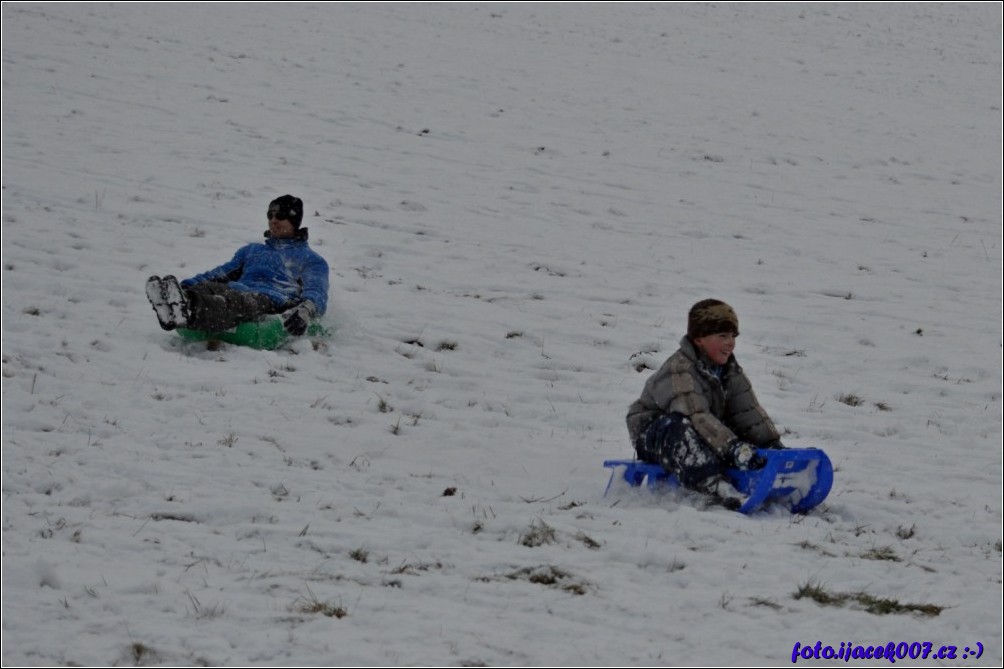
xmin=146 ymin=195 xmax=329 ymax=335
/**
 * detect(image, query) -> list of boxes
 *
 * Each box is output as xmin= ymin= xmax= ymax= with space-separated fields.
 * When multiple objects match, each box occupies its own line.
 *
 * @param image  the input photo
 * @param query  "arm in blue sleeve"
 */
xmin=300 ymin=255 xmax=330 ymax=316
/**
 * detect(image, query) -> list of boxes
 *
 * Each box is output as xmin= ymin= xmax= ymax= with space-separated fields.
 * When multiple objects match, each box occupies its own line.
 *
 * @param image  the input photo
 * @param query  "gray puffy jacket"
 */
xmin=626 ymin=336 xmax=780 ymax=458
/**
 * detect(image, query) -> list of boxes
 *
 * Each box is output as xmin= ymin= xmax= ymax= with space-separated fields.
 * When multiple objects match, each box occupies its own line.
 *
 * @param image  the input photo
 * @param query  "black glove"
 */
xmin=282 ymin=301 xmax=315 ymax=336
xmin=728 ymin=439 xmax=767 ymax=470
xmin=762 ymin=439 xmax=786 ymax=450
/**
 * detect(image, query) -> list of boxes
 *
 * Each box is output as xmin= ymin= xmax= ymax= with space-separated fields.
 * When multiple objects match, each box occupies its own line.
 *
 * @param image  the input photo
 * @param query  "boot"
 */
xmin=146 ymin=275 xmax=190 ymax=330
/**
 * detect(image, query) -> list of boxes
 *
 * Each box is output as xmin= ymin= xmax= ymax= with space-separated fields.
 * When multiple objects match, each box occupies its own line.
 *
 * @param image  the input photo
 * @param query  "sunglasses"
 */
xmin=267 ymin=204 xmax=292 ymax=221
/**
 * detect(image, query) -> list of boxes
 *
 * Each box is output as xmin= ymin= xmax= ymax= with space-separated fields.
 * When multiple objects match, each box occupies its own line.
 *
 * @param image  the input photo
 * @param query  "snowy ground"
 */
xmin=2 ymin=3 xmax=1001 ymax=666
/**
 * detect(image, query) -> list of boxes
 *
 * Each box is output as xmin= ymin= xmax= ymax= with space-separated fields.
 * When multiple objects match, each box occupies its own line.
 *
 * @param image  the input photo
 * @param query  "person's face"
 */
xmin=693 ymin=331 xmax=736 ymax=365
xmin=268 ymin=211 xmax=297 ymax=239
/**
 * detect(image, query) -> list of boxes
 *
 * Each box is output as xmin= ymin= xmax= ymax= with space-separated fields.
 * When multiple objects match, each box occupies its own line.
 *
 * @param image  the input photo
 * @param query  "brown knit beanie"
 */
xmin=687 ymin=299 xmax=740 ymax=339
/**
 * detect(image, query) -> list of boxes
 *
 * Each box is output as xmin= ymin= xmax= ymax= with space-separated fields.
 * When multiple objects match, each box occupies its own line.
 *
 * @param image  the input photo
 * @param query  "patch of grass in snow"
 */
xmin=389 ymin=560 xmax=444 ymax=575
xmin=129 ymin=642 xmax=159 ymax=665
xmin=291 ymin=588 xmax=348 ymax=619
xmin=794 ymin=540 xmax=836 ymax=557
xmin=895 ymin=524 xmax=916 ymax=540
xmin=836 ymin=392 xmax=865 ymax=407
xmin=375 ymin=393 xmax=393 ymax=413
xmin=497 ymin=565 xmax=590 ymax=596
xmin=185 ymin=591 xmax=226 ymax=619
xmin=794 ymin=580 xmax=943 ymax=617
xmin=749 ymin=597 xmax=783 ymax=610
xmin=860 ymin=546 xmax=901 ymax=562
xmin=217 ymin=432 xmax=238 ymax=447
xmin=519 ymin=520 xmax=557 ymax=547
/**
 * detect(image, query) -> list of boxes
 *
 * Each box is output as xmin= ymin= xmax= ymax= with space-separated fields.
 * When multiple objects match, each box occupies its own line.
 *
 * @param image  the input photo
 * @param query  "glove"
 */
xmin=728 ymin=439 xmax=767 ymax=470
xmin=282 ymin=301 xmax=315 ymax=336
xmin=762 ymin=439 xmax=786 ymax=450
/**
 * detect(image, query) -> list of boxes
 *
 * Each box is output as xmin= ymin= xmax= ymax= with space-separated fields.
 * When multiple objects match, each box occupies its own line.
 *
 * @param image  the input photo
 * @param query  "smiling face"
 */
xmin=692 ymin=331 xmax=736 ymax=365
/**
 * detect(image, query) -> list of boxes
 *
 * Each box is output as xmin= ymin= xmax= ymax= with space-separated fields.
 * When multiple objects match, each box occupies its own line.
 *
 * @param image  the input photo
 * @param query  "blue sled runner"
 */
xmin=603 ymin=448 xmax=833 ymax=515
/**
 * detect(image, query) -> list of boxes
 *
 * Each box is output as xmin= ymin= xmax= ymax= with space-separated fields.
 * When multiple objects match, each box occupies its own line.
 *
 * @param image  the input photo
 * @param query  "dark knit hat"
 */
xmin=688 ymin=299 xmax=739 ymax=339
xmin=267 ymin=195 xmax=304 ymax=228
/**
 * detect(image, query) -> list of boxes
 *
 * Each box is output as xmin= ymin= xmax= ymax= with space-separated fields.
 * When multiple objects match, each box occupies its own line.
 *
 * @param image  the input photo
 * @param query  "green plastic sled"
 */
xmin=176 ymin=316 xmax=330 ymax=350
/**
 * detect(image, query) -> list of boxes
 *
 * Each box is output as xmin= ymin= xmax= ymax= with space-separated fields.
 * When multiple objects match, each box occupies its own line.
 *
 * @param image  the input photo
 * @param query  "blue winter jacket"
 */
xmin=181 ymin=232 xmax=329 ymax=315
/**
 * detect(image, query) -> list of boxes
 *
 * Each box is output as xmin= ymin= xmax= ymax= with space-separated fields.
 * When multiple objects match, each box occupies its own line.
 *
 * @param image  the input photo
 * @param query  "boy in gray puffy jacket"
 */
xmin=146 ymin=195 xmax=329 ymax=335
xmin=626 ymin=299 xmax=784 ymax=502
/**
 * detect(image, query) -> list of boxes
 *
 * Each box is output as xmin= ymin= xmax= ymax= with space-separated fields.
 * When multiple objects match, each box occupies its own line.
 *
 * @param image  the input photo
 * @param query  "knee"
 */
xmin=634 ymin=416 xmax=672 ymax=463
xmin=647 ymin=412 xmax=692 ymax=444
xmin=646 ymin=413 xmax=711 ymax=462
xmin=643 ymin=414 xmax=684 ymax=458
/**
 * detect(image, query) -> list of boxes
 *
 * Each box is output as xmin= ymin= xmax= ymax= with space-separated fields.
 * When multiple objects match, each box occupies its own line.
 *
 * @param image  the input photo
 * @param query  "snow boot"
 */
xmin=697 ymin=477 xmax=745 ymax=511
xmin=146 ymin=275 xmax=190 ymax=331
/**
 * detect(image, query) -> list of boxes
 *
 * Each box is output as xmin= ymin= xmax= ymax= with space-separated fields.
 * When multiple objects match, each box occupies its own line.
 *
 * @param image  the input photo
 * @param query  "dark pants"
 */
xmin=636 ymin=413 xmax=723 ymax=491
xmin=185 ymin=283 xmax=278 ymax=332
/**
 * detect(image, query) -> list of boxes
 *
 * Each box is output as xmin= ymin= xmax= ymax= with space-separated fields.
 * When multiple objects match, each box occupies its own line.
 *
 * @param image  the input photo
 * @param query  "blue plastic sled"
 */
xmin=603 ymin=448 xmax=833 ymax=515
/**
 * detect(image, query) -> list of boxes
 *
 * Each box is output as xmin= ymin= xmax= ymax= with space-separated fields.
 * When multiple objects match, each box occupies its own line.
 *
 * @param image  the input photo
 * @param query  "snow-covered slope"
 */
xmin=2 ymin=3 xmax=1001 ymax=665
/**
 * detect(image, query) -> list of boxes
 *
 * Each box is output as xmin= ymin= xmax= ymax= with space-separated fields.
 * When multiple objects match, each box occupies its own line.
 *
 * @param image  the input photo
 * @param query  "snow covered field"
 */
xmin=2 ymin=3 xmax=1001 ymax=666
